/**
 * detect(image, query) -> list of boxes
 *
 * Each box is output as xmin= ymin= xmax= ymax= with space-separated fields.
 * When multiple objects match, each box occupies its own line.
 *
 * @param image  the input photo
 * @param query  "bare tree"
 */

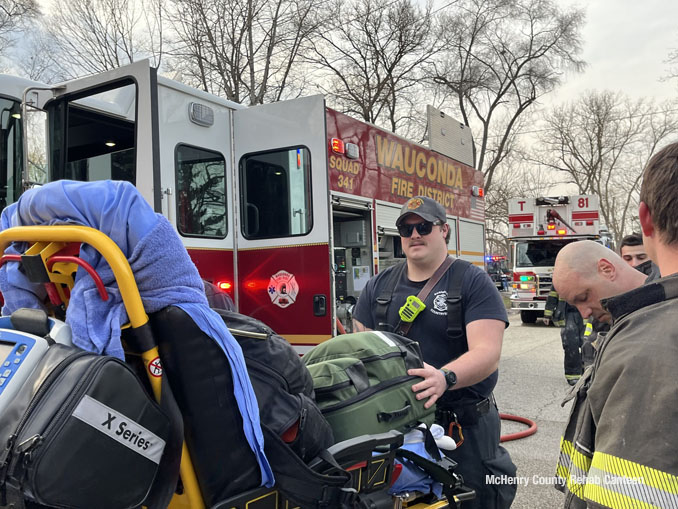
xmin=166 ymin=0 xmax=330 ymax=104
xmin=307 ymin=0 xmax=439 ymax=134
xmin=428 ymin=0 xmax=585 ymax=190
xmin=484 ymin=152 xmax=554 ymax=255
xmin=534 ymin=90 xmax=678 ymax=245
xmin=10 ymin=30 xmax=62 ymax=82
xmin=0 ymin=0 xmax=40 ymax=63
xmin=666 ymin=45 xmax=678 ymax=83
xmin=39 ymin=0 xmax=163 ymax=79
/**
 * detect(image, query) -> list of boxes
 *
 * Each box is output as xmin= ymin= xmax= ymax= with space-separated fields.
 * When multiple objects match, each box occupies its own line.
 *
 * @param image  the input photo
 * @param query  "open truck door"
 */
xmin=26 ymin=61 xmax=246 ymax=304
xmin=34 ymin=60 xmax=158 ymax=207
xmin=233 ymin=96 xmax=333 ymax=352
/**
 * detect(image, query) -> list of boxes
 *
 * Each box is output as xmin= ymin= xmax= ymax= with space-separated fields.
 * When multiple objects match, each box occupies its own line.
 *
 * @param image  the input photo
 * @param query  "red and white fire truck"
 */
xmin=508 ymin=195 xmax=601 ymax=324
xmin=0 ymin=60 xmax=487 ymax=350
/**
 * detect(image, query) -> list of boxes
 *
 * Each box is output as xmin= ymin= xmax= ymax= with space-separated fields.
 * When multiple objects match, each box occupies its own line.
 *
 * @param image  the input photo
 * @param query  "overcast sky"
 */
xmin=35 ymin=0 xmax=677 ymax=103
xmin=548 ymin=0 xmax=678 ymax=105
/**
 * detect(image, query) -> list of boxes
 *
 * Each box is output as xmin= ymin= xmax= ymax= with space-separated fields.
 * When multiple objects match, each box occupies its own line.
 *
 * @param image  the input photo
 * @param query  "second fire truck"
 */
xmin=508 ymin=195 xmax=602 ymax=324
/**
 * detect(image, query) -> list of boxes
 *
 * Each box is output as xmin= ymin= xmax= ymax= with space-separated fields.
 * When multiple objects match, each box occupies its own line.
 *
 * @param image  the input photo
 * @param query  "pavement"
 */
xmin=493 ymin=312 xmax=571 ymax=508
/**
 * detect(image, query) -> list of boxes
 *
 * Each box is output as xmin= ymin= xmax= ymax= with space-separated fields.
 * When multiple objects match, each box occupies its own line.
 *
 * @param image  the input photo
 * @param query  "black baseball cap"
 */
xmin=396 ymin=196 xmax=447 ymax=226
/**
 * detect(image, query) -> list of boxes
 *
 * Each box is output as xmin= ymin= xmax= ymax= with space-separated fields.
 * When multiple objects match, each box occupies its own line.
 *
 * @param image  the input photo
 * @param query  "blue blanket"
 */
xmin=0 ymin=180 xmax=273 ymax=487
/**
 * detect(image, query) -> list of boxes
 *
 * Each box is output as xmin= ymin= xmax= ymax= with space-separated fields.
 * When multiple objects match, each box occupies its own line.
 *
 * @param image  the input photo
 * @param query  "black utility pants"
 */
xmin=561 ymin=308 xmax=585 ymax=381
xmin=444 ymin=403 xmax=517 ymax=509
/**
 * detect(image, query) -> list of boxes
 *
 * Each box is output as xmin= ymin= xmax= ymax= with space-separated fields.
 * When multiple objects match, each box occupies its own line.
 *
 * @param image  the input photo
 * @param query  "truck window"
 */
xmin=239 ymin=146 xmax=312 ymax=239
xmin=48 ymin=80 xmax=136 ymax=185
xmin=0 ymin=97 xmax=23 ymax=209
xmin=516 ymin=240 xmax=572 ymax=267
xmin=175 ymin=145 xmax=227 ymax=238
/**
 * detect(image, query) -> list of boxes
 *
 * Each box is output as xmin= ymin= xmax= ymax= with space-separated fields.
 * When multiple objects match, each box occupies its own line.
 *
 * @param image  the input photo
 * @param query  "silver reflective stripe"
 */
xmin=373 ymin=331 xmax=397 ymax=347
xmin=587 ymin=466 xmax=678 ymax=509
xmin=575 ymin=440 xmax=593 ymax=455
xmin=557 ymin=440 xmax=589 ymax=499
xmin=72 ymin=394 xmax=166 ymax=465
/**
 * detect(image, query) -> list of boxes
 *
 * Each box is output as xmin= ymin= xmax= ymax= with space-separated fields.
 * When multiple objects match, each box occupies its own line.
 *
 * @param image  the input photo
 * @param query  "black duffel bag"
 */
xmin=0 ymin=344 xmax=172 ymax=509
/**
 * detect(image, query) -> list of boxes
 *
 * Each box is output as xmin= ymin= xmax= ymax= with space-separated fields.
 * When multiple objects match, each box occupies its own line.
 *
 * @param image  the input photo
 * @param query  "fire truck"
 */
xmin=508 ymin=195 xmax=600 ymax=324
xmin=0 ymin=60 xmax=486 ymax=350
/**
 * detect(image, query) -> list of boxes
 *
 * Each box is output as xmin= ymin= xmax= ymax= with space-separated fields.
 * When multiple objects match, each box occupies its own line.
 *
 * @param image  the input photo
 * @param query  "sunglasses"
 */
xmin=398 ymin=220 xmax=443 ymax=238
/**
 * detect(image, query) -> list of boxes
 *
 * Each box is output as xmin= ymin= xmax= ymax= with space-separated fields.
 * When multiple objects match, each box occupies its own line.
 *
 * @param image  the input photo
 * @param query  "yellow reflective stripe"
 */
xmin=584 ymin=322 xmax=593 ymax=336
xmin=544 ymin=309 xmax=553 ymax=317
xmin=584 ymin=452 xmax=678 ymax=508
xmin=569 ymin=441 xmax=592 ymax=473
xmin=557 ymin=438 xmax=591 ymax=500
xmin=591 ymin=452 xmax=678 ymax=494
xmin=548 ymin=290 xmax=558 ymax=297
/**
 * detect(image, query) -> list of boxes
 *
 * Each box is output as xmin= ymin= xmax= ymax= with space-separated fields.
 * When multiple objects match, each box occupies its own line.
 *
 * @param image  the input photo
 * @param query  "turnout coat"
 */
xmin=556 ymin=275 xmax=678 ymax=508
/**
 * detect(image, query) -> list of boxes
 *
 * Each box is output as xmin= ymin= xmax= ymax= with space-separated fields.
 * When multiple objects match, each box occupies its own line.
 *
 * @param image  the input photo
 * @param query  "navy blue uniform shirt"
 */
xmin=353 ymin=260 xmax=508 ymax=401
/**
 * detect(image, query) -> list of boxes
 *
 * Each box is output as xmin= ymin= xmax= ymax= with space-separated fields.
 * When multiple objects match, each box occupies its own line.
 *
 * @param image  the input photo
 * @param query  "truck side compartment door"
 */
xmin=458 ymin=218 xmax=485 ymax=268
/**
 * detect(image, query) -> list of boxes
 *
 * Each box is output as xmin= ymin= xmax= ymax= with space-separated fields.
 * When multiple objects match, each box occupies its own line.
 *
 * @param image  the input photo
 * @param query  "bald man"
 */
xmin=552 ymin=240 xmax=646 ymax=323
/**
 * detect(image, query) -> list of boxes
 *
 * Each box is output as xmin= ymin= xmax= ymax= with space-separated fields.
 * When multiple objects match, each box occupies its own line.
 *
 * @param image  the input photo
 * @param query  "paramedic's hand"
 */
xmin=408 ymin=362 xmax=447 ymax=409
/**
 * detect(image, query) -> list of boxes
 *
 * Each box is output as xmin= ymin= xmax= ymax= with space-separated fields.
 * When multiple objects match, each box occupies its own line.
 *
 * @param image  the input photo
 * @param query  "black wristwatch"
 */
xmin=440 ymin=368 xmax=457 ymax=389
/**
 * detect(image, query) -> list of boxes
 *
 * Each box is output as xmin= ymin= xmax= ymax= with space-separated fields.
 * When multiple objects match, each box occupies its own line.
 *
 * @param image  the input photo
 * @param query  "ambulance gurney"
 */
xmin=0 ymin=180 xmax=429 ymax=509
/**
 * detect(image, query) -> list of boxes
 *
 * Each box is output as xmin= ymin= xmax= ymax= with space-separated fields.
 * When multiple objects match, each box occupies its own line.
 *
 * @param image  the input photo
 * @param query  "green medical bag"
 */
xmin=302 ymin=331 xmax=435 ymax=442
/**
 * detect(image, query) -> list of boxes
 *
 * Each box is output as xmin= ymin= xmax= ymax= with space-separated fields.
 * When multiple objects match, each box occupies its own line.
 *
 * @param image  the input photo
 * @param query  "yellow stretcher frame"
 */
xmin=0 ymin=225 xmax=204 ymax=509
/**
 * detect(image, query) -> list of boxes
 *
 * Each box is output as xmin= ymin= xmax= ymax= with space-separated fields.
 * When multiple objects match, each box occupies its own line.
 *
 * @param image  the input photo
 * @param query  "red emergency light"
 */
xmin=471 ymin=186 xmax=484 ymax=197
xmin=586 ymin=220 xmax=594 ymax=226
xmin=244 ymin=279 xmax=267 ymax=290
xmin=217 ymin=281 xmax=232 ymax=291
xmin=537 ymin=230 xmax=546 ymax=235
xmin=331 ymin=138 xmax=345 ymax=154
xmin=546 ymin=223 xmax=556 ymax=230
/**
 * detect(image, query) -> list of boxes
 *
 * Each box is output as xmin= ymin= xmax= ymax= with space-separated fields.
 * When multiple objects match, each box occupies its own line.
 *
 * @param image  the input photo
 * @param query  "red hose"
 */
xmin=499 ymin=413 xmax=537 ymax=442
xmin=336 ymin=317 xmax=347 ymax=335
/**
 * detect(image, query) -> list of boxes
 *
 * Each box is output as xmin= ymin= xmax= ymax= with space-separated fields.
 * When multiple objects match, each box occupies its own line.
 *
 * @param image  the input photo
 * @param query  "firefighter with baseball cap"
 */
xmin=353 ymin=196 xmax=517 ymax=509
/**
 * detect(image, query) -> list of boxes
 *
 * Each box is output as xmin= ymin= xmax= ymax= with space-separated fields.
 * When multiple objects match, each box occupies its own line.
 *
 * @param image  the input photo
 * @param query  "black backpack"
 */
xmin=214 ymin=310 xmax=334 ymax=462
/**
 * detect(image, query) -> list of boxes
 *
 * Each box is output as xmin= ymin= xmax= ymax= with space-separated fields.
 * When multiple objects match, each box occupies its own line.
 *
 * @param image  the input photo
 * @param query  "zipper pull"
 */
xmin=298 ymin=407 xmax=308 ymax=432
xmin=0 ymin=434 xmax=16 ymax=470
xmin=16 ymin=435 xmax=42 ymax=455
